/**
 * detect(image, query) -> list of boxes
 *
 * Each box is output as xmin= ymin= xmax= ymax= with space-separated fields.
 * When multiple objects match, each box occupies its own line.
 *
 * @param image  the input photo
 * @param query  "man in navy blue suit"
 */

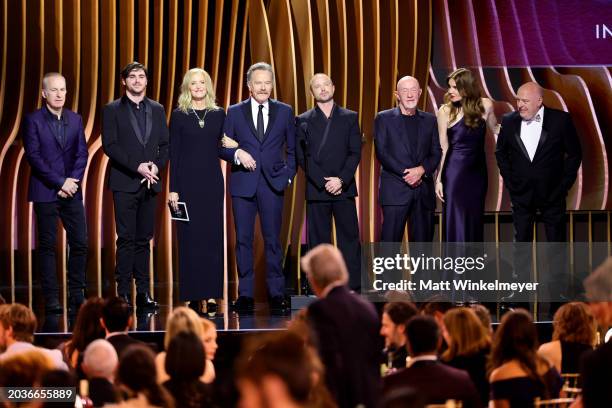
xmin=374 ymin=76 xmax=441 ymax=242
xmin=220 ymin=62 xmax=296 ymax=312
xmin=22 ymin=72 xmax=89 ymax=314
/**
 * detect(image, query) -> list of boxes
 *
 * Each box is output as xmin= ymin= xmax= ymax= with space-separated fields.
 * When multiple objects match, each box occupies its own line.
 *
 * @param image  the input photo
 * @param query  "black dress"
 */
xmin=445 ymin=347 xmax=490 ymax=406
xmin=490 ymin=366 xmax=562 ymax=407
xmin=169 ymin=108 xmax=225 ymax=301
xmin=560 ymin=340 xmax=592 ymax=374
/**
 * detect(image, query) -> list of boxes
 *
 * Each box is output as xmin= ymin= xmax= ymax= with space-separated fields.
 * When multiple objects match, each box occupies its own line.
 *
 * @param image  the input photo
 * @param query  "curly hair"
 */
xmin=552 ymin=302 xmax=597 ymax=345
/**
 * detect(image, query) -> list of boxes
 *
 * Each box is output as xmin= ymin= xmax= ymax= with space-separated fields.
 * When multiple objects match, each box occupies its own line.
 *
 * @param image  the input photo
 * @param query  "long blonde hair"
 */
xmin=444 ymin=68 xmax=484 ymax=128
xmin=177 ymin=68 xmax=218 ymax=112
xmin=442 ymin=307 xmax=491 ymax=361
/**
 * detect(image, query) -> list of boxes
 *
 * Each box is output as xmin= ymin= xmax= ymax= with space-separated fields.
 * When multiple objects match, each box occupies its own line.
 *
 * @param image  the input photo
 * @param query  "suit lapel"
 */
xmin=240 ymin=99 xmax=259 ymax=140
xmin=532 ymin=107 xmax=549 ymax=162
xmin=264 ymin=99 xmax=278 ymax=141
xmin=144 ymin=98 xmax=153 ymax=145
xmin=124 ymin=100 xmax=146 ymax=145
xmin=513 ymin=113 xmax=530 ymax=161
xmin=415 ymin=110 xmax=425 ymax=159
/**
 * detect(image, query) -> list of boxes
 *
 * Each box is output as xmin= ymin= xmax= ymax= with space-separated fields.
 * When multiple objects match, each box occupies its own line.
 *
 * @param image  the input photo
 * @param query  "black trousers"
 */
xmin=380 ymin=200 xmax=435 ymax=242
xmin=307 ymin=198 xmax=361 ymax=289
xmin=34 ymin=197 xmax=88 ymax=306
xmin=113 ymin=186 xmax=157 ymax=295
xmin=512 ymin=200 xmax=566 ymax=242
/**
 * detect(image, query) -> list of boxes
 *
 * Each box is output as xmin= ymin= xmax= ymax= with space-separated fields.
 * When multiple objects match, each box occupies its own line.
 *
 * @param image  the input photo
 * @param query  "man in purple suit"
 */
xmin=22 ymin=72 xmax=88 ymax=314
xmin=220 ymin=62 xmax=296 ymax=312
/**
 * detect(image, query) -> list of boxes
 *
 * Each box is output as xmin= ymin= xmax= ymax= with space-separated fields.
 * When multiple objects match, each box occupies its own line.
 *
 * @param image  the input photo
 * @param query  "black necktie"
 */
xmin=257 ymin=104 xmax=264 ymax=141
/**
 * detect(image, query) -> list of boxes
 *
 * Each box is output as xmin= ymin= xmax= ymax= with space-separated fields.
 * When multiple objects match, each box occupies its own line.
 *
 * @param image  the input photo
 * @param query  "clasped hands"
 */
xmin=324 ymin=177 xmax=342 ymax=195
xmin=403 ymin=166 xmax=425 ymax=187
xmin=138 ymin=161 xmax=159 ymax=189
xmin=57 ymin=178 xmax=80 ymax=198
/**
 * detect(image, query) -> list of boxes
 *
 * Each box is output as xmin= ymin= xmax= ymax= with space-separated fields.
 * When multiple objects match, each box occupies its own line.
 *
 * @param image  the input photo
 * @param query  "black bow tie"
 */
xmin=524 ymin=114 xmax=541 ymax=124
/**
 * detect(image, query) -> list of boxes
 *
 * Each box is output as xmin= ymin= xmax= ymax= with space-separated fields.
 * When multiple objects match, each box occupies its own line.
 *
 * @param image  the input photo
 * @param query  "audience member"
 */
xmin=538 ymin=302 xmax=596 ymax=374
xmin=489 ymin=309 xmax=562 ymax=407
xmin=302 ymin=244 xmax=381 ymax=408
xmin=380 ymin=301 xmax=418 ymax=371
xmin=236 ymin=330 xmax=336 ymax=408
xmin=155 ymin=306 xmax=204 ymax=383
xmin=162 ymin=331 xmax=212 ymax=408
xmin=578 ymin=257 xmax=612 ymax=408
xmin=35 ymin=369 xmax=79 ymax=408
xmin=58 ymin=296 xmax=105 ymax=377
xmin=469 ymin=303 xmax=493 ymax=335
xmin=0 ymin=349 xmax=54 ymax=387
xmin=102 ymin=296 xmax=144 ymax=358
xmin=420 ymin=295 xmax=454 ymax=352
xmin=0 ymin=303 xmax=67 ymax=369
xmin=82 ymin=339 xmax=119 ymax=407
xmin=383 ymin=315 xmax=482 ymax=408
xmin=201 ymin=318 xmax=218 ymax=384
xmin=111 ymin=344 xmax=175 ymax=408
xmin=442 ymin=307 xmax=491 ymax=406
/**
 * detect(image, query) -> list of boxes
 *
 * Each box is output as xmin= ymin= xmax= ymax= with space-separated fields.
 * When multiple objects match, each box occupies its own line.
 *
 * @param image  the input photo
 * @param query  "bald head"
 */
xmin=310 ymin=73 xmax=335 ymax=103
xmin=395 ymin=76 xmax=422 ymax=114
xmin=83 ymin=339 xmax=118 ymax=380
xmin=516 ymin=82 xmax=543 ymax=120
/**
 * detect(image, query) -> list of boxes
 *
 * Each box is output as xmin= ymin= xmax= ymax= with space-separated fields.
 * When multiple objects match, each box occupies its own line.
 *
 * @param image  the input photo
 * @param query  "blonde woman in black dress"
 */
xmin=169 ymin=68 xmax=225 ymax=313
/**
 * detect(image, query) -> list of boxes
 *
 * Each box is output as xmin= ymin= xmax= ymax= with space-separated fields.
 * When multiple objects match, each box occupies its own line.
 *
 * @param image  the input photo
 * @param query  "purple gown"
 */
xmin=442 ymin=119 xmax=487 ymax=242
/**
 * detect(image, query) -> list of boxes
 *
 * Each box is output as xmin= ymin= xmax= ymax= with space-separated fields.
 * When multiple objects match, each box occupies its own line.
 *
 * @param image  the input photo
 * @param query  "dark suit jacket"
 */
xmin=495 ymin=107 xmax=582 ymax=207
xmin=374 ymin=108 xmax=441 ymax=207
xmin=88 ymin=377 xmax=117 ymax=407
xmin=580 ymin=341 xmax=612 ymax=408
xmin=307 ymin=285 xmax=381 ymax=408
xmin=105 ymin=333 xmax=145 ymax=359
xmin=383 ymin=359 xmax=482 ymax=408
xmin=102 ymin=96 xmax=169 ymax=193
xmin=296 ymin=105 xmax=362 ymax=200
xmin=219 ymin=98 xmax=296 ymax=196
xmin=22 ymin=107 xmax=88 ymax=202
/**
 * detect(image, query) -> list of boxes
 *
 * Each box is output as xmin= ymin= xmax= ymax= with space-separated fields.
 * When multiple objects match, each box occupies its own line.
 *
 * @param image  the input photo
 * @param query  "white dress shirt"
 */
xmin=520 ymin=106 xmax=544 ymax=161
xmin=250 ymin=97 xmax=269 ymax=132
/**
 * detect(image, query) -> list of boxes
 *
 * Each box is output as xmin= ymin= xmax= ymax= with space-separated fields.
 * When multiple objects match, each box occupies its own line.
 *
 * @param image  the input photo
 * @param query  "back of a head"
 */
xmin=237 ymin=331 xmax=319 ymax=405
xmin=0 ymin=303 xmax=37 ymax=343
xmin=406 ymin=315 xmax=439 ymax=356
xmin=102 ymin=297 xmax=131 ymax=333
xmin=164 ymin=306 xmax=204 ymax=350
xmin=71 ymin=297 xmax=106 ymax=353
xmin=552 ymin=302 xmax=597 ymax=345
xmin=443 ymin=307 xmax=491 ymax=359
xmin=0 ymin=349 xmax=54 ymax=387
xmin=379 ymin=386 xmax=425 ymax=408
xmin=491 ymin=309 xmax=538 ymax=367
xmin=83 ymin=339 xmax=118 ymax=380
xmin=420 ymin=295 xmax=454 ymax=317
xmin=384 ymin=301 xmax=418 ymax=326
xmin=301 ymin=244 xmax=349 ymax=290
xmin=39 ymin=369 xmax=78 ymax=408
xmin=165 ymin=331 xmax=205 ymax=382
xmin=117 ymin=344 xmax=174 ymax=408
xmin=469 ymin=303 xmax=492 ymax=332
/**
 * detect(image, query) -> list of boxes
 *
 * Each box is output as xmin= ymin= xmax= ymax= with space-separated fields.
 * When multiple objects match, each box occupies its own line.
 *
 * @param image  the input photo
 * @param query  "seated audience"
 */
xmin=0 ymin=349 xmax=54 ymax=387
xmin=58 ymin=297 xmax=105 ymax=377
xmin=380 ymin=301 xmax=418 ymax=371
xmin=470 ymin=303 xmax=493 ymax=336
xmin=110 ymin=344 xmax=175 ymax=408
xmin=155 ymin=306 xmax=205 ymax=384
xmin=102 ymin=297 xmax=145 ymax=358
xmin=302 ymin=244 xmax=381 ymax=408
xmin=442 ymin=307 xmax=491 ymax=406
xmin=162 ymin=331 xmax=213 ymax=408
xmin=35 ymin=369 xmax=79 ymax=408
xmin=0 ymin=303 xmax=67 ymax=369
xmin=200 ymin=318 xmax=218 ymax=384
xmin=82 ymin=339 xmax=119 ymax=407
xmin=489 ymin=309 xmax=562 ymax=408
xmin=383 ymin=315 xmax=482 ymax=408
xmin=420 ymin=295 xmax=455 ymax=353
xmin=236 ymin=330 xmax=336 ymax=408
xmin=538 ymin=302 xmax=596 ymax=374
xmin=579 ymin=257 xmax=612 ymax=408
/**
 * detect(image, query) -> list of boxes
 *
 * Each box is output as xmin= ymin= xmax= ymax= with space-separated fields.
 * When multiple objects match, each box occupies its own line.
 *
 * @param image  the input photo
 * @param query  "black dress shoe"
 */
xmin=118 ymin=293 xmax=133 ymax=307
xmin=231 ymin=296 xmax=254 ymax=312
xmin=206 ymin=299 xmax=218 ymax=314
xmin=269 ymin=295 xmax=289 ymax=313
xmin=136 ymin=292 xmax=159 ymax=310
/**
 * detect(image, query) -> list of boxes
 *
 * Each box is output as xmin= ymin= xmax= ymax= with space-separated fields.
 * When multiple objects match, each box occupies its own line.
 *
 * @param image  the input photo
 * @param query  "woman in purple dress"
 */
xmin=435 ymin=68 xmax=499 ymax=242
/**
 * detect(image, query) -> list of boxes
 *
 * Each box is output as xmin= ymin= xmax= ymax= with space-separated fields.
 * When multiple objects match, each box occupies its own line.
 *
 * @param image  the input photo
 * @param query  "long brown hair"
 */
xmin=552 ymin=302 xmax=597 ymax=345
xmin=442 ymin=307 xmax=491 ymax=361
xmin=490 ymin=309 xmax=551 ymax=397
xmin=444 ymin=68 xmax=484 ymax=128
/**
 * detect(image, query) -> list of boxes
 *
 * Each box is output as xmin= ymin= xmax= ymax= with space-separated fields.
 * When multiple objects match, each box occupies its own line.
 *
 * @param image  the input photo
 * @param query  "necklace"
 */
xmin=192 ymin=107 xmax=209 ymax=128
